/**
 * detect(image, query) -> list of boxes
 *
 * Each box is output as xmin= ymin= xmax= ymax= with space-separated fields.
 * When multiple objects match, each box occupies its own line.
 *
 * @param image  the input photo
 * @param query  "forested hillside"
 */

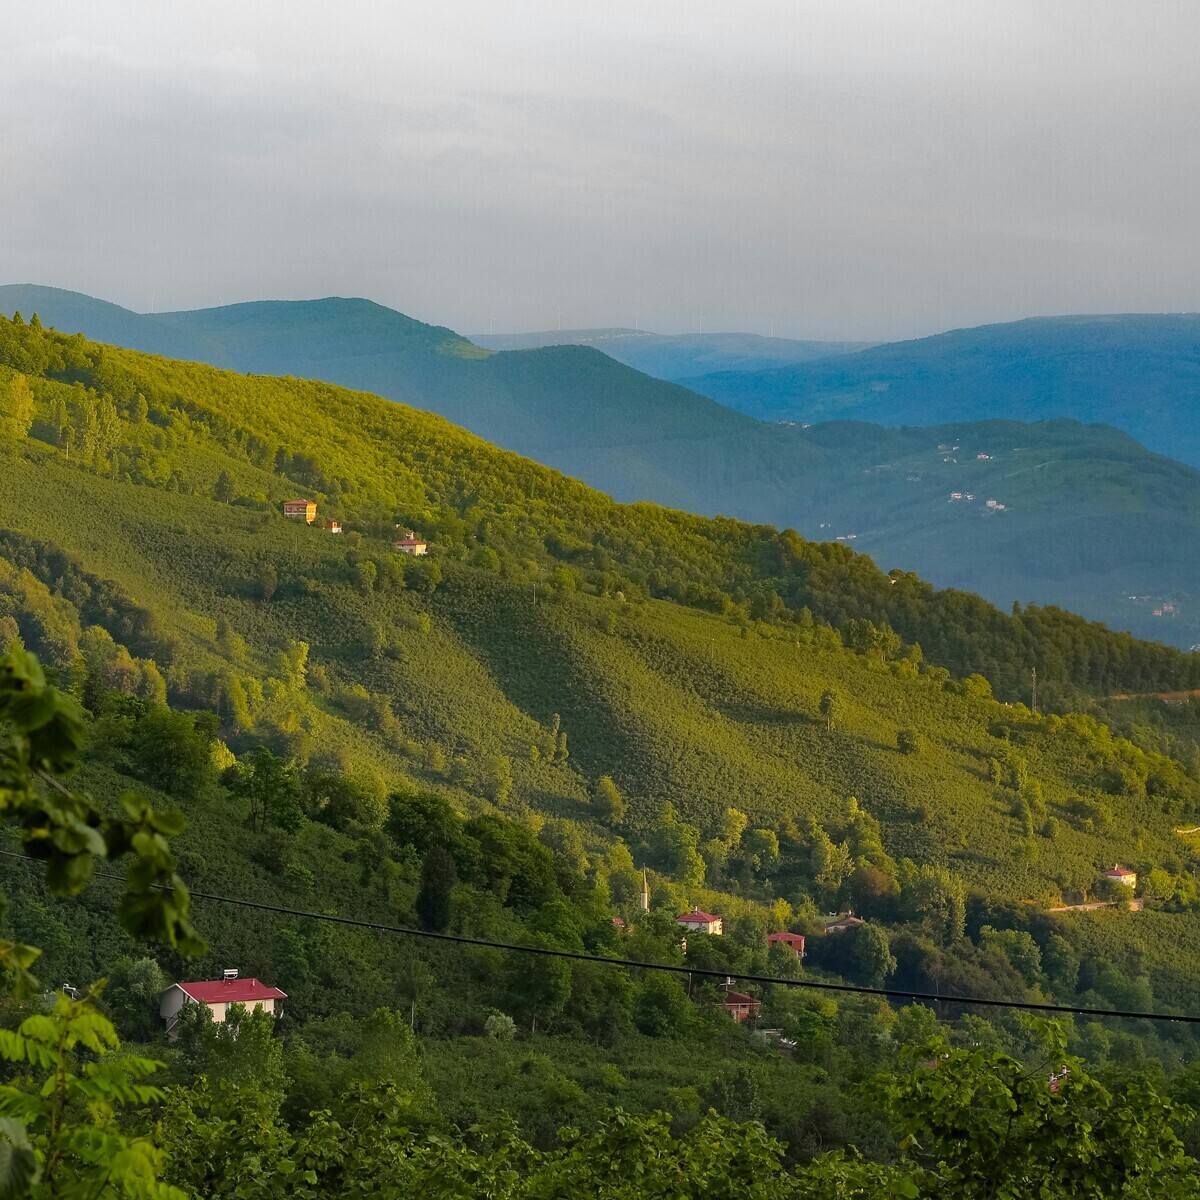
xmin=10 ymin=287 xmax=1200 ymax=647
xmin=6 ymin=312 xmax=1200 ymax=1187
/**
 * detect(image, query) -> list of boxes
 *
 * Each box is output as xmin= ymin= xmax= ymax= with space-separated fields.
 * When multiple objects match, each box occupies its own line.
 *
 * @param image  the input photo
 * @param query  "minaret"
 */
xmin=640 ymin=868 xmax=650 ymax=912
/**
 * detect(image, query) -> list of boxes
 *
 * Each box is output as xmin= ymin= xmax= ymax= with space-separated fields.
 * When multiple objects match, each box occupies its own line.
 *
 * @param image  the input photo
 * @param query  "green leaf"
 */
xmin=0 ymin=1117 xmax=38 ymax=1200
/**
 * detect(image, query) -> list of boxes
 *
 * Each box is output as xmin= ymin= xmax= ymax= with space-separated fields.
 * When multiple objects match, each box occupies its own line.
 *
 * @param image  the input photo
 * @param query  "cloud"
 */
xmin=3 ymin=0 xmax=1200 ymax=339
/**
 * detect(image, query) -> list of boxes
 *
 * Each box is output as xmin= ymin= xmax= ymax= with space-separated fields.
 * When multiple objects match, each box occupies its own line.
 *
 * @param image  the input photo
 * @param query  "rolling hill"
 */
xmin=2 ymin=309 xmax=1199 ymax=901
xmin=470 ymin=327 xmax=871 ymax=379
xmin=684 ymin=314 xmax=1200 ymax=468
xmin=7 ymin=312 xmax=1200 ymax=1162
xmin=8 ymin=287 xmax=1200 ymax=646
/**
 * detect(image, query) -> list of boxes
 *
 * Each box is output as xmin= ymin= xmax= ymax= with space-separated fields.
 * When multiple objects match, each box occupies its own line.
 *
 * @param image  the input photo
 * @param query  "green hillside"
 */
xmin=685 ymin=314 xmax=1200 ymax=467
xmin=10 ymin=287 xmax=1200 ymax=648
xmin=7 ymin=313 xmax=1200 ymax=1177
xmin=2 ymin=311 xmax=1200 ymax=892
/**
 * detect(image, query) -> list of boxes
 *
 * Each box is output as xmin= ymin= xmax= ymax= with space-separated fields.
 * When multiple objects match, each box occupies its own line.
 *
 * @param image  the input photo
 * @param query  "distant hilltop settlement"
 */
xmin=281 ymin=500 xmax=426 ymax=553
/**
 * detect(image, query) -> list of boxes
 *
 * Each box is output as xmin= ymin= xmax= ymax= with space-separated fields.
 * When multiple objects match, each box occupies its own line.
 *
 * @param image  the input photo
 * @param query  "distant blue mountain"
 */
xmin=470 ymin=328 xmax=870 ymax=380
xmin=684 ymin=314 xmax=1200 ymax=467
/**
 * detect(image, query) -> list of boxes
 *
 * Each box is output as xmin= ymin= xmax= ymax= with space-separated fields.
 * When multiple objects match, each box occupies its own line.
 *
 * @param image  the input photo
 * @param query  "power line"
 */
xmin=3 ymin=850 xmax=1197 ymax=1026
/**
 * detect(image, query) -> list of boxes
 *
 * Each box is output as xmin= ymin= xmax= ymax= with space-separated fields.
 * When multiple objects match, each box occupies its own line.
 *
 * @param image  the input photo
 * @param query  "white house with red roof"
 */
xmin=160 ymin=969 xmax=286 ymax=1037
xmin=1101 ymin=865 xmax=1138 ymax=889
xmin=824 ymin=913 xmax=865 ymax=933
xmin=676 ymin=907 xmax=724 ymax=935
xmin=394 ymin=530 xmax=428 ymax=556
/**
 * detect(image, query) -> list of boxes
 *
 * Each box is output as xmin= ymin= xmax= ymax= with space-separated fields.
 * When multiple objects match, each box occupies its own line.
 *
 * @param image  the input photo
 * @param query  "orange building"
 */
xmin=283 ymin=499 xmax=317 ymax=524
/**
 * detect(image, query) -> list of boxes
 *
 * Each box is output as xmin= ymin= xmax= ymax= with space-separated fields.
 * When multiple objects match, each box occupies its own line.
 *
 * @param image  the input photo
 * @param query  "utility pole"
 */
xmin=1031 ymin=665 xmax=1038 ymax=714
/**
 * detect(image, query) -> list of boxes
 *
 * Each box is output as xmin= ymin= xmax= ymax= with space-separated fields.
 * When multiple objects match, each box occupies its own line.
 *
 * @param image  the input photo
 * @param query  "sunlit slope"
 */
xmin=5 ymin=311 xmax=1200 ymax=704
xmin=0 ymin=448 xmax=1195 ymax=904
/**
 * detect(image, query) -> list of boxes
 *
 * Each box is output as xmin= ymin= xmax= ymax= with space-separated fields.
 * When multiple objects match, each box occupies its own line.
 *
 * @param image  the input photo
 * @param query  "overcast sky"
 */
xmin=4 ymin=1 xmax=1200 ymax=340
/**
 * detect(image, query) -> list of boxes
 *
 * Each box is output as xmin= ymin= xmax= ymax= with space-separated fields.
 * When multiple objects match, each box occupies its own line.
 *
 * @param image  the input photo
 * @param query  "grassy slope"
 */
xmin=1 ymin=446 xmax=1193 ymax=907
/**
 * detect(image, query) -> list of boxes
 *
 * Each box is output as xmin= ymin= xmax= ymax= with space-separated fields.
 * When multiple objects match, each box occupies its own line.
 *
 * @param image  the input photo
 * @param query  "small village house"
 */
xmin=394 ymin=530 xmax=428 ymax=556
xmin=283 ymin=499 xmax=317 ymax=524
xmin=676 ymin=907 xmax=723 ymax=935
xmin=1102 ymin=865 xmax=1138 ymax=890
xmin=718 ymin=987 xmax=761 ymax=1024
xmin=160 ymin=969 xmax=286 ymax=1038
xmin=824 ymin=914 xmax=864 ymax=933
xmin=325 ymin=518 xmax=343 ymax=534
xmin=767 ymin=931 xmax=806 ymax=960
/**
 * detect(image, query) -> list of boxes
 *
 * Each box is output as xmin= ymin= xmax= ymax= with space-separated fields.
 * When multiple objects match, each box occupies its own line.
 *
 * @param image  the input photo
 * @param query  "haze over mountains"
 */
xmin=470 ymin=328 xmax=872 ymax=380
xmin=685 ymin=314 xmax=1200 ymax=468
xmin=6 ymin=284 xmax=1200 ymax=647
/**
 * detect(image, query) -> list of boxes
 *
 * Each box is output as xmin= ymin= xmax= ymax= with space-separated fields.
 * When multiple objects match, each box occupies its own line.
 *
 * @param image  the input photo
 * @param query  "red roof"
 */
xmin=768 ymin=932 xmax=806 ymax=947
xmin=174 ymin=979 xmax=287 ymax=1004
xmin=284 ymin=499 xmax=313 ymax=507
xmin=721 ymin=990 xmax=760 ymax=1007
xmin=1102 ymin=866 xmax=1136 ymax=878
xmin=677 ymin=909 xmax=722 ymax=924
xmin=825 ymin=915 xmax=864 ymax=930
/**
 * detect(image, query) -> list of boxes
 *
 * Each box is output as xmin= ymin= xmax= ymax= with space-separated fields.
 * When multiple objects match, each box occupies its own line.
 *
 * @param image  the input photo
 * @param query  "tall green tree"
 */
xmin=819 ymin=689 xmax=836 ymax=732
xmin=415 ymin=846 xmax=457 ymax=932
xmin=592 ymin=775 xmax=626 ymax=824
xmin=228 ymin=746 xmax=302 ymax=832
xmin=1 ymin=372 xmax=34 ymax=440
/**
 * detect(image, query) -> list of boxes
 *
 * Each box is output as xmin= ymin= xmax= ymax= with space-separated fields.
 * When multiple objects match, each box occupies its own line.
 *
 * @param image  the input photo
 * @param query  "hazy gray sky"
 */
xmin=4 ymin=1 xmax=1200 ymax=339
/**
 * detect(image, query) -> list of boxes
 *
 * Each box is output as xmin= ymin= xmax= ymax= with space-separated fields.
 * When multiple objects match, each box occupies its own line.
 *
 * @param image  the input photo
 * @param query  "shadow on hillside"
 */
xmin=524 ymin=786 xmax=589 ymax=821
xmin=712 ymin=701 xmax=814 ymax=726
xmin=952 ymin=849 xmax=1001 ymax=869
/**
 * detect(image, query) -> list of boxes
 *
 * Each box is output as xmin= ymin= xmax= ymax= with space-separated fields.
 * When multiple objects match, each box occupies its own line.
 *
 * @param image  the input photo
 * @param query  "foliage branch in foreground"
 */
xmin=0 ymin=645 xmax=202 ymax=1196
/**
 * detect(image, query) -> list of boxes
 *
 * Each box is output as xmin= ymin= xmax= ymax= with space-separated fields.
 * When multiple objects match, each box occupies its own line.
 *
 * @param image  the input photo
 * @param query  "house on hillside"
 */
xmin=283 ymin=499 xmax=317 ymax=523
xmin=824 ymin=913 xmax=864 ymax=934
xmin=325 ymin=518 xmax=343 ymax=534
xmin=677 ymin=907 xmax=724 ymax=935
xmin=767 ymin=931 xmax=806 ymax=960
xmin=160 ymin=969 xmax=286 ymax=1038
xmin=394 ymin=530 xmax=428 ymax=556
xmin=1101 ymin=865 xmax=1138 ymax=890
xmin=719 ymin=988 xmax=761 ymax=1024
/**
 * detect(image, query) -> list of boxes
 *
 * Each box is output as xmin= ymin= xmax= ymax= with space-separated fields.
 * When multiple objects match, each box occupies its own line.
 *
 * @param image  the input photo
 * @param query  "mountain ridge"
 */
xmin=470 ymin=326 xmax=872 ymax=378
xmin=9 ymin=286 xmax=1200 ymax=645
xmin=684 ymin=312 xmax=1200 ymax=467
